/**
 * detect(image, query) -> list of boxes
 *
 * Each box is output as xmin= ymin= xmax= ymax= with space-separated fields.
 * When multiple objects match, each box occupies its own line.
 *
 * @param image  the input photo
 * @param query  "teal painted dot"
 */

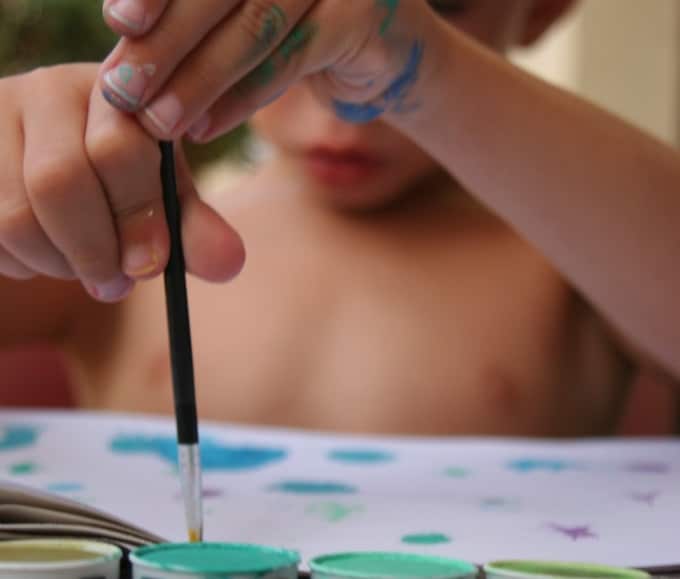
xmin=9 ymin=461 xmax=39 ymax=475
xmin=402 ymin=533 xmax=452 ymax=545
xmin=0 ymin=425 xmax=40 ymax=451
xmin=111 ymin=434 xmax=286 ymax=471
xmin=47 ymin=482 xmax=84 ymax=493
xmin=443 ymin=467 xmax=468 ymax=478
xmin=270 ymin=481 xmax=357 ymax=495
xmin=329 ymin=449 xmax=395 ymax=464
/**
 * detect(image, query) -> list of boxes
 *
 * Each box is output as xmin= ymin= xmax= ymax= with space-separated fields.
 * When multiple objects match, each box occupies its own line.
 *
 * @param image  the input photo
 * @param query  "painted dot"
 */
xmin=328 ymin=449 xmax=395 ymax=464
xmin=0 ymin=425 xmax=40 ymax=451
xmin=443 ymin=467 xmax=468 ymax=478
xmin=508 ymin=458 xmax=577 ymax=473
xmin=401 ymin=533 xmax=452 ymax=545
xmin=110 ymin=435 xmax=287 ymax=471
xmin=270 ymin=481 xmax=357 ymax=494
xmin=9 ymin=461 xmax=39 ymax=475
xmin=47 ymin=482 xmax=84 ymax=493
xmin=306 ymin=502 xmax=364 ymax=522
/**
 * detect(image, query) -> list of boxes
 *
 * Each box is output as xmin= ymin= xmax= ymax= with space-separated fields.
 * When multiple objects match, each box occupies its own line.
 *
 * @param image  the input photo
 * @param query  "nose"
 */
xmin=296 ymin=84 xmax=377 ymax=146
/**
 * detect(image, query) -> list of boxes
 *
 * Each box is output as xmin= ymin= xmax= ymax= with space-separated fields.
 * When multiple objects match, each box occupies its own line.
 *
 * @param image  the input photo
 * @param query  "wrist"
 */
xmin=381 ymin=11 xmax=459 ymax=135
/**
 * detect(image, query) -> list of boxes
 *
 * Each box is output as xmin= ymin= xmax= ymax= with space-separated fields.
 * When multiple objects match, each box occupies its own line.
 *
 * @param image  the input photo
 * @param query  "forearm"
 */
xmin=388 ymin=21 xmax=680 ymax=377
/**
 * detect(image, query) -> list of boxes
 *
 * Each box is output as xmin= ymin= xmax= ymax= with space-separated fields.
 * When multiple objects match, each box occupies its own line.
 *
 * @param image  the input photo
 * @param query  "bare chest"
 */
xmin=82 ymin=209 xmax=625 ymax=436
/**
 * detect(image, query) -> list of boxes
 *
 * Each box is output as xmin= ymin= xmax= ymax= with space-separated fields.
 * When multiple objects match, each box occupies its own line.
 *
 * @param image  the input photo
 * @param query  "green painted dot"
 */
xmin=402 ymin=533 xmax=452 ymax=545
xmin=9 ymin=461 xmax=39 ymax=475
xmin=443 ymin=467 xmax=468 ymax=478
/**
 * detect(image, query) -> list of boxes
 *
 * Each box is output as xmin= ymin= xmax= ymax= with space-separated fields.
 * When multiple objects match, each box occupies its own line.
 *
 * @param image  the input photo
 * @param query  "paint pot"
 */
xmin=0 ymin=538 xmax=121 ymax=578
xmin=483 ymin=561 xmax=651 ymax=579
xmin=130 ymin=542 xmax=300 ymax=578
xmin=309 ymin=552 xmax=478 ymax=579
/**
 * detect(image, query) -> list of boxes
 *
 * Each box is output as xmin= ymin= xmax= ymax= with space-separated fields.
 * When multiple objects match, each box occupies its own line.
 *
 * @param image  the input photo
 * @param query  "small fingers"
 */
xmin=140 ymin=0 xmax=315 ymax=139
xmin=103 ymin=0 xmax=170 ymax=37
xmin=86 ymin=87 xmax=170 ymax=282
xmin=0 ymin=104 xmax=75 ymax=280
xmin=0 ymin=245 xmax=37 ymax=281
xmin=186 ymin=18 xmax=321 ymax=142
xmin=100 ymin=0 xmax=240 ymax=113
xmin=21 ymin=68 xmax=132 ymax=301
xmin=174 ymin=151 xmax=245 ymax=282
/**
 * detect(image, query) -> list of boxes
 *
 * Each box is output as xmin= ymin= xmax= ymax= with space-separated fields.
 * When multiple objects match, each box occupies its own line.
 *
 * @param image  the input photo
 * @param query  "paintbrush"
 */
xmin=159 ymin=140 xmax=203 ymax=543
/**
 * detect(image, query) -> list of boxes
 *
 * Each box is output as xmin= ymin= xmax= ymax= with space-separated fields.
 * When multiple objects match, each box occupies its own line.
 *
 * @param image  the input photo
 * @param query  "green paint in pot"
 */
xmin=310 ymin=552 xmax=477 ymax=579
xmin=130 ymin=542 xmax=300 ymax=575
xmin=483 ymin=561 xmax=650 ymax=579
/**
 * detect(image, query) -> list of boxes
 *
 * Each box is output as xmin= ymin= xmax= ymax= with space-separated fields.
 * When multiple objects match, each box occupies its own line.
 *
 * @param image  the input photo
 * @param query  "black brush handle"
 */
xmin=159 ymin=141 xmax=198 ymax=444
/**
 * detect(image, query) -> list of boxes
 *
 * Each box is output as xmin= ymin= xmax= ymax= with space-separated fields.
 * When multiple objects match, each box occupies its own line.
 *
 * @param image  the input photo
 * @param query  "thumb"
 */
xmin=174 ymin=146 xmax=245 ymax=283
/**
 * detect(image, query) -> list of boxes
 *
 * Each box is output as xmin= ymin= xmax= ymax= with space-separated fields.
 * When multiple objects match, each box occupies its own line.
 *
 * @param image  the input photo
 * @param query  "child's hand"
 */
xmin=99 ymin=0 xmax=438 ymax=141
xmin=0 ymin=64 xmax=244 ymax=302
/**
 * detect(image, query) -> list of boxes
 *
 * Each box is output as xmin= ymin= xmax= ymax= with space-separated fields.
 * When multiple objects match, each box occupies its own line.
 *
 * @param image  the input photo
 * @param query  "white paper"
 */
xmin=0 ymin=410 xmax=677 ymax=570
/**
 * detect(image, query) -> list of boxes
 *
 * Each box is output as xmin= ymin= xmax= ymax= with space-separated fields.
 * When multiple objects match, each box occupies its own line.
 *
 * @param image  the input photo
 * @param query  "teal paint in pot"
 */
xmin=130 ymin=542 xmax=300 ymax=579
xmin=0 ymin=539 xmax=121 ymax=579
xmin=483 ymin=561 xmax=651 ymax=579
xmin=310 ymin=552 xmax=478 ymax=579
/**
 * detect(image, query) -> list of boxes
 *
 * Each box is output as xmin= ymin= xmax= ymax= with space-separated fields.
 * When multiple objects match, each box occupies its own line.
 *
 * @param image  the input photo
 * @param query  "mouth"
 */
xmin=303 ymin=147 xmax=386 ymax=187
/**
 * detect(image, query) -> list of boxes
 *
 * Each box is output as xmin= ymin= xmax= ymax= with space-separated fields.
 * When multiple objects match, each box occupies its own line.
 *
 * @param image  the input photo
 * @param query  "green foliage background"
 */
xmin=0 ymin=0 xmax=246 ymax=169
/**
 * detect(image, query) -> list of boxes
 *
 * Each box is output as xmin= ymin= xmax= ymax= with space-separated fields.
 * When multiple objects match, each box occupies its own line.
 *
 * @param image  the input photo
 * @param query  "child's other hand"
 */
xmin=0 ymin=64 xmax=244 ymax=302
xmin=99 ymin=0 xmax=437 ymax=142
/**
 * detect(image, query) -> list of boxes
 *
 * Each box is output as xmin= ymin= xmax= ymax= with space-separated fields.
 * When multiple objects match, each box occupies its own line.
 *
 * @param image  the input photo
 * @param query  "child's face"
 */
xmin=252 ymin=0 xmax=573 ymax=209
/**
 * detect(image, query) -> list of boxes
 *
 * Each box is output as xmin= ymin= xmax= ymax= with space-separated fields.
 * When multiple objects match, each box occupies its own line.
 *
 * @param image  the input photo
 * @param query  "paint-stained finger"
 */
xmin=135 ymin=0 xmax=316 ymax=140
xmin=103 ymin=0 xmax=171 ymax=37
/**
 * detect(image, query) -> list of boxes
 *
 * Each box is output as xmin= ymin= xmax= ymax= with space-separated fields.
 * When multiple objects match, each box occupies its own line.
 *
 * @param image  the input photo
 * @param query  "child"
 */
xmin=0 ymin=0 xmax=678 ymax=435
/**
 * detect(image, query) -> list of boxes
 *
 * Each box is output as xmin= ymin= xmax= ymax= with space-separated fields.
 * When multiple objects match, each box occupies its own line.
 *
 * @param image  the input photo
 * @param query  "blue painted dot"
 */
xmin=508 ymin=458 xmax=578 ymax=473
xmin=110 ymin=435 xmax=287 ymax=471
xmin=47 ymin=482 xmax=84 ymax=493
xmin=270 ymin=481 xmax=358 ymax=494
xmin=328 ymin=449 xmax=395 ymax=464
xmin=0 ymin=425 xmax=40 ymax=451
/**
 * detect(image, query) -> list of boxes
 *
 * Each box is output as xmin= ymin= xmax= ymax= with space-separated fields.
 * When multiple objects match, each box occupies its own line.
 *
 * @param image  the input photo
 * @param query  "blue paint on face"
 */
xmin=328 ymin=449 xmax=395 ymax=464
xmin=0 ymin=425 xmax=39 ymax=451
xmin=334 ymin=40 xmax=424 ymax=124
xmin=333 ymin=101 xmax=385 ymax=124
xmin=508 ymin=458 xmax=578 ymax=473
xmin=270 ymin=480 xmax=358 ymax=494
xmin=47 ymin=482 xmax=84 ymax=493
xmin=110 ymin=435 xmax=287 ymax=471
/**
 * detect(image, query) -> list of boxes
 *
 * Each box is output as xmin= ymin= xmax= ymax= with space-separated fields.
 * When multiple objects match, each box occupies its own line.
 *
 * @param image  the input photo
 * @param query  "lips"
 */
xmin=304 ymin=147 xmax=385 ymax=187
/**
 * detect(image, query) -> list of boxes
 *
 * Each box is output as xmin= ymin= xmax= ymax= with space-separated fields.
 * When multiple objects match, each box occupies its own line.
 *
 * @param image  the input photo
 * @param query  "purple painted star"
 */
xmin=625 ymin=461 xmax=670 ymax=474
xmin=547 ymin=523 xmax=598 ymax=541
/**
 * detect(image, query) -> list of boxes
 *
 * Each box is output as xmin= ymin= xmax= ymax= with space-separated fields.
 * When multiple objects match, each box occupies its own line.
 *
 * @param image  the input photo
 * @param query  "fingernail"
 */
xmin=123 ymin=244 xmax=159 ymax=278
xmin=106 ymin=0 xmax=147 ymax=33
xmin=145 ymin=93 xmax=184 ymax=135
xmin=90 ymin=275 xmax=134 ymax=302
xmin=103 ymin=62 xmax=152 ymax=111
xmin=187 ymin=113 xmax=211 ymax=142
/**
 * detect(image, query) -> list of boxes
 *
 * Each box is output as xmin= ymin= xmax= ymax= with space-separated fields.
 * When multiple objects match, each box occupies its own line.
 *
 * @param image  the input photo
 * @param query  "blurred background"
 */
xmin=0 ymin=0 xmax=677 ymax=432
